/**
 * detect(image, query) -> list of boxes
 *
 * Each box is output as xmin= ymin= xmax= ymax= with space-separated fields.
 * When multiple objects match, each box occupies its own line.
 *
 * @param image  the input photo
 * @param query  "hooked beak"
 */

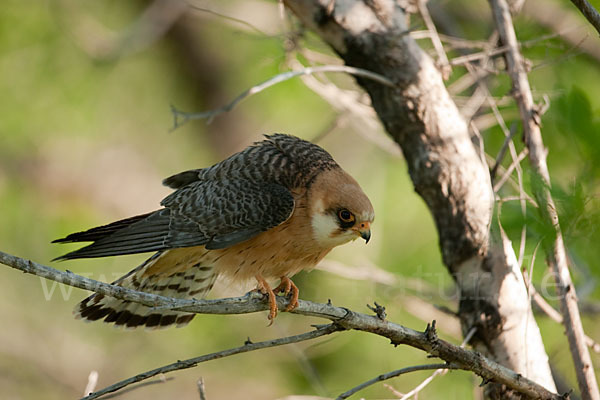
xmin=354 ymin=222 xmax=371 ymax=244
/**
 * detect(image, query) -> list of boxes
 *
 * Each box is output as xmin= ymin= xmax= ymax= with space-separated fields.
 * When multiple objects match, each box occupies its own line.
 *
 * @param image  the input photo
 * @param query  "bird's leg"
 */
xmin=272 ymin=276 xmax=291 ymax=295
xmin=255 ymin=274 xmax=278 ymax=322
xmin=273 ymin=276 xmax=300 ymax=312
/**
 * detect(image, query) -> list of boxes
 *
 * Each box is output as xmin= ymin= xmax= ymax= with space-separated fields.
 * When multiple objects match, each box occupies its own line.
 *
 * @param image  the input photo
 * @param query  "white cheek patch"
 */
xmin=311 ymin=212 xmax=356 ymax=248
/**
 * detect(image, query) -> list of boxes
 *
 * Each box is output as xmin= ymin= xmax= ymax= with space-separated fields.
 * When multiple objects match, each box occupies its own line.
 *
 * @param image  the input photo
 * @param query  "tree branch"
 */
xmin=526 ymin=277 xmax=600 ymax=354
xmin=82 ymin=324 xmax=341 ymax=400
xmin=417 ymin=0 xmax=451 ymax=79
xmin=569 ymin=0 xmax=600 ymax=36
xmin=169 ymin=65 xmax=395 ymax=130
xmin=336 ymin=363 xmax=459 ymax=399
xmin=393 ymin=327 xmax=478 ymax=400
xmin=489 ymin=0 xmax=600 ymax=399
xmin=0 ymin=250 xmax=564 ymax=400
xmin=100 ymin=376 xmax=174 ymax=400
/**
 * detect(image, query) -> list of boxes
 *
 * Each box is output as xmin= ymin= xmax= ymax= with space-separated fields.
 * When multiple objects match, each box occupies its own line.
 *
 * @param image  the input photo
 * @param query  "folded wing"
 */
xmin=53 ymin=179 xmax=295 ymax=260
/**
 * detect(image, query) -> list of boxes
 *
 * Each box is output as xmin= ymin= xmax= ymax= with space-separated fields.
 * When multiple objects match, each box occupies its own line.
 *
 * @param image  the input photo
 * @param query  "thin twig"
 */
xmin=383 ymin=383 xmax=404 ymax=397
xmin=493 ymin=148 xmax=528 ymax=193
xmin=411 ymin=31 xmax=491 ymax=49
xmin=517 ymin=225 xmax=527 ymax=270
xmin=489 ymin=0 xmax=600 ymax=398
xmin=336 ymin=363 xmax=459 ymax=399
xmin=396 ymin=327 xmax=477 ymax=400
xmin=83 ymin=324 xmax=341 ymax=400
xmin=523 ymin=271 xmax=600 ymax=354
xmin=287 ymin=56 xmax=402 ymax=158
xmin=459 ymin=34 xmax=500 ymax=122
xmin=486 ymin=153 xmax=531 ymax=201
xmin=449 ymin=45 xmax=509 ymax=66
xmin=399 ymin=369 xmax=445 ymax=400
xmin=169 ymin=65 xmax=395 ymax=130
xmin=523 ymin=239 xmax=542 ymax=379
xmin=466 ymin=58 xmax=527 ymax=217
xmin=490 ymin=122 xmax=518 ymax=181
xmin=448 ymin=26 xmax=587 ymax=67
xmin=531 ymin=36 xmax=586 ymax=72
xmin=100 ymin=376 xmax=173 ymax=399
xmin=84 ymin=371 xmax=99 ymax=397
xmin=417 ymin=0 xmax=451 ymax=79
xmin=569 ymin=0 xmax=600 ymax=36
xmin=0 ymin=250 xmax=564 ymax=400
xmin=188 ymin=5 xmax=271 ymax=36
xmin=197 ymin=378 xmax=207 ymax=400
xmin=486 ymin=91 xmax=526 ymax=201
xmin=447 ymin=32 xmax=498 ymax=95
xmin=496 ymin=195 xmax=537 ymax=208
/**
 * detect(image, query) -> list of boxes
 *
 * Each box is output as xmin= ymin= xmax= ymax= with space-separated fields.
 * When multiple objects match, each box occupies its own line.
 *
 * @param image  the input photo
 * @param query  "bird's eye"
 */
xmin=337 ymin=209 xmax=355 ymax=225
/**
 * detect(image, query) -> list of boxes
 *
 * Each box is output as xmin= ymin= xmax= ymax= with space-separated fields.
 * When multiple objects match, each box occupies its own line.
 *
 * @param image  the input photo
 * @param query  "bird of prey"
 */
xmin=54 ymin=134 xmax=374 ymax=329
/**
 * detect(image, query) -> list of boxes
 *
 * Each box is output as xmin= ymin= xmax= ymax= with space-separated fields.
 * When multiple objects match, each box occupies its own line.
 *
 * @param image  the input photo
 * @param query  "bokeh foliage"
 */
xmin=1 ymin=0 xmax=599 ymax=399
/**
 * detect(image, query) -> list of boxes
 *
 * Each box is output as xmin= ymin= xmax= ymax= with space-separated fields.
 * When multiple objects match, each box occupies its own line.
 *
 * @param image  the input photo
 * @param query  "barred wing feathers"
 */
xmin=54 ymin=134 xmax=336 ymax=260
xmin=54 ymin=180 xmax=294 ymax=260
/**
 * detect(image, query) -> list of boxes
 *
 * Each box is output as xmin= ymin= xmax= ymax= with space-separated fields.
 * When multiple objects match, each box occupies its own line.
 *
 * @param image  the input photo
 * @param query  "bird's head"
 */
xmin=309 ymin=168 xmax=374 ymax=249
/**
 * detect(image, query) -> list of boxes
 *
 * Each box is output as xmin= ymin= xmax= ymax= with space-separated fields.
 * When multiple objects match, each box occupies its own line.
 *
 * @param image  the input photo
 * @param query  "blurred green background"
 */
xmin=1 ymin=0 xmax=599 ymax=399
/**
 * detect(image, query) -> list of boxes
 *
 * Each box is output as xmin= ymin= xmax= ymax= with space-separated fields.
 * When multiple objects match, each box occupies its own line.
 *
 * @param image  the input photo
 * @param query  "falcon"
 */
xmin=54 ymin=134 xmax=374 ymax=329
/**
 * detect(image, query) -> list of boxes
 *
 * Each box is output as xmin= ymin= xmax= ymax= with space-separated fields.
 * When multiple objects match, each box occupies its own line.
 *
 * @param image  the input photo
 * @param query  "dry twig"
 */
xmin=393 ymin=328 xmax=477 ymax=400
xmin=523 ymin=271 xmax=600 ymax=354
xmin=492 ymin=149 xmax=529 ymax=193
xmin=83 ymin=371 xmax=99 ymax=397
xmin=523 ymin=1 xmax=600 ymax=63
xmin=490 ymin=123 xmax=518 ymax=182
xmin=286 ymin=56 xmax=401 ymax=157
xmin=489 ymin=0 xmax=600 ymax=398
xmin=81 ymin=326 xmax=336 ymax=400
xmin=417 ymin=0 xmax=451 ymax=79
xmin=197 ymin=378 xmax=207 ymax=400
xmin=99 ymin=376 xmax=173 ymax=400
xmin=169 ymin=65 xmax=394 ymax=130
xmin=336 ymin=363 xmax=459 ymax=399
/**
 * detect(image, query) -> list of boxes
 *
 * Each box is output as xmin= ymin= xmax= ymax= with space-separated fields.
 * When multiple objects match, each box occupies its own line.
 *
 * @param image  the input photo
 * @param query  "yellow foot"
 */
xmin=273 ymin=276 xmax=300 ymax=312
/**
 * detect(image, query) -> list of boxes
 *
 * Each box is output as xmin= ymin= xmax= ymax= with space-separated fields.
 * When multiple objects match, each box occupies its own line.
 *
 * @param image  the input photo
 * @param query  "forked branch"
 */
xmin=336 ymin=363 xmax=459 ymax=399
xmin=170 ymin=65 xmax=394 ymax=130
xmin=83 ymin=324 xmax=341 ymax=400
xmin=0 ymin=250 xmax=564 ymax=400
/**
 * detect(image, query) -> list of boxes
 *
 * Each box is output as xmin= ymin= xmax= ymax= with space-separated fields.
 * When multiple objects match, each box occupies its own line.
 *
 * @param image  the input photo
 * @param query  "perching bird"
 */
xmin=54 ymin=134 xmax=374 ymax=329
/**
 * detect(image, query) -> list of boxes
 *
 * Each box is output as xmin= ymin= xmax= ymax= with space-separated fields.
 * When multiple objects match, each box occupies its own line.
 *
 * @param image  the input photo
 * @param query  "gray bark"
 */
xmin=283 ymin=0 xmax=556 ymax=395
xmin=0 ymin=250 xmax=562 ymax=400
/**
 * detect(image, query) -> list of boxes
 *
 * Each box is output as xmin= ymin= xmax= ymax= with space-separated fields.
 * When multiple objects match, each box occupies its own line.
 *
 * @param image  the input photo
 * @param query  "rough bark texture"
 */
xmin=0 ymin=250 xmax=563 ymax=400
xmin=490 ymin=0 xmax=599 ymax=398
xmin=284 ymin=0 xmax=556 ymax=395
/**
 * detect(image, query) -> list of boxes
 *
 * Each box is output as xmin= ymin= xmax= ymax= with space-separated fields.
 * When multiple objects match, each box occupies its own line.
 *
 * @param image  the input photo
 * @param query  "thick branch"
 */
xmin=0 ymin=251 xmax=563 ymax=399
xmin=489 ymin=1 xmax=600 ymax=399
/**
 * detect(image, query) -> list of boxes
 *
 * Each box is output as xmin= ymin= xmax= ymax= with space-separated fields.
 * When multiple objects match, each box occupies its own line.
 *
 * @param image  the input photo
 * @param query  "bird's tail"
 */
xmin=74 ymin=250 xmax=217 ymax=329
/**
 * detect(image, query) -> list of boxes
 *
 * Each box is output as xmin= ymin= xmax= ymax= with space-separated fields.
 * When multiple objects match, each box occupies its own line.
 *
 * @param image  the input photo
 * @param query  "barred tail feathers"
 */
xmin=74 ymin=250 xmax=218 ymax=329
